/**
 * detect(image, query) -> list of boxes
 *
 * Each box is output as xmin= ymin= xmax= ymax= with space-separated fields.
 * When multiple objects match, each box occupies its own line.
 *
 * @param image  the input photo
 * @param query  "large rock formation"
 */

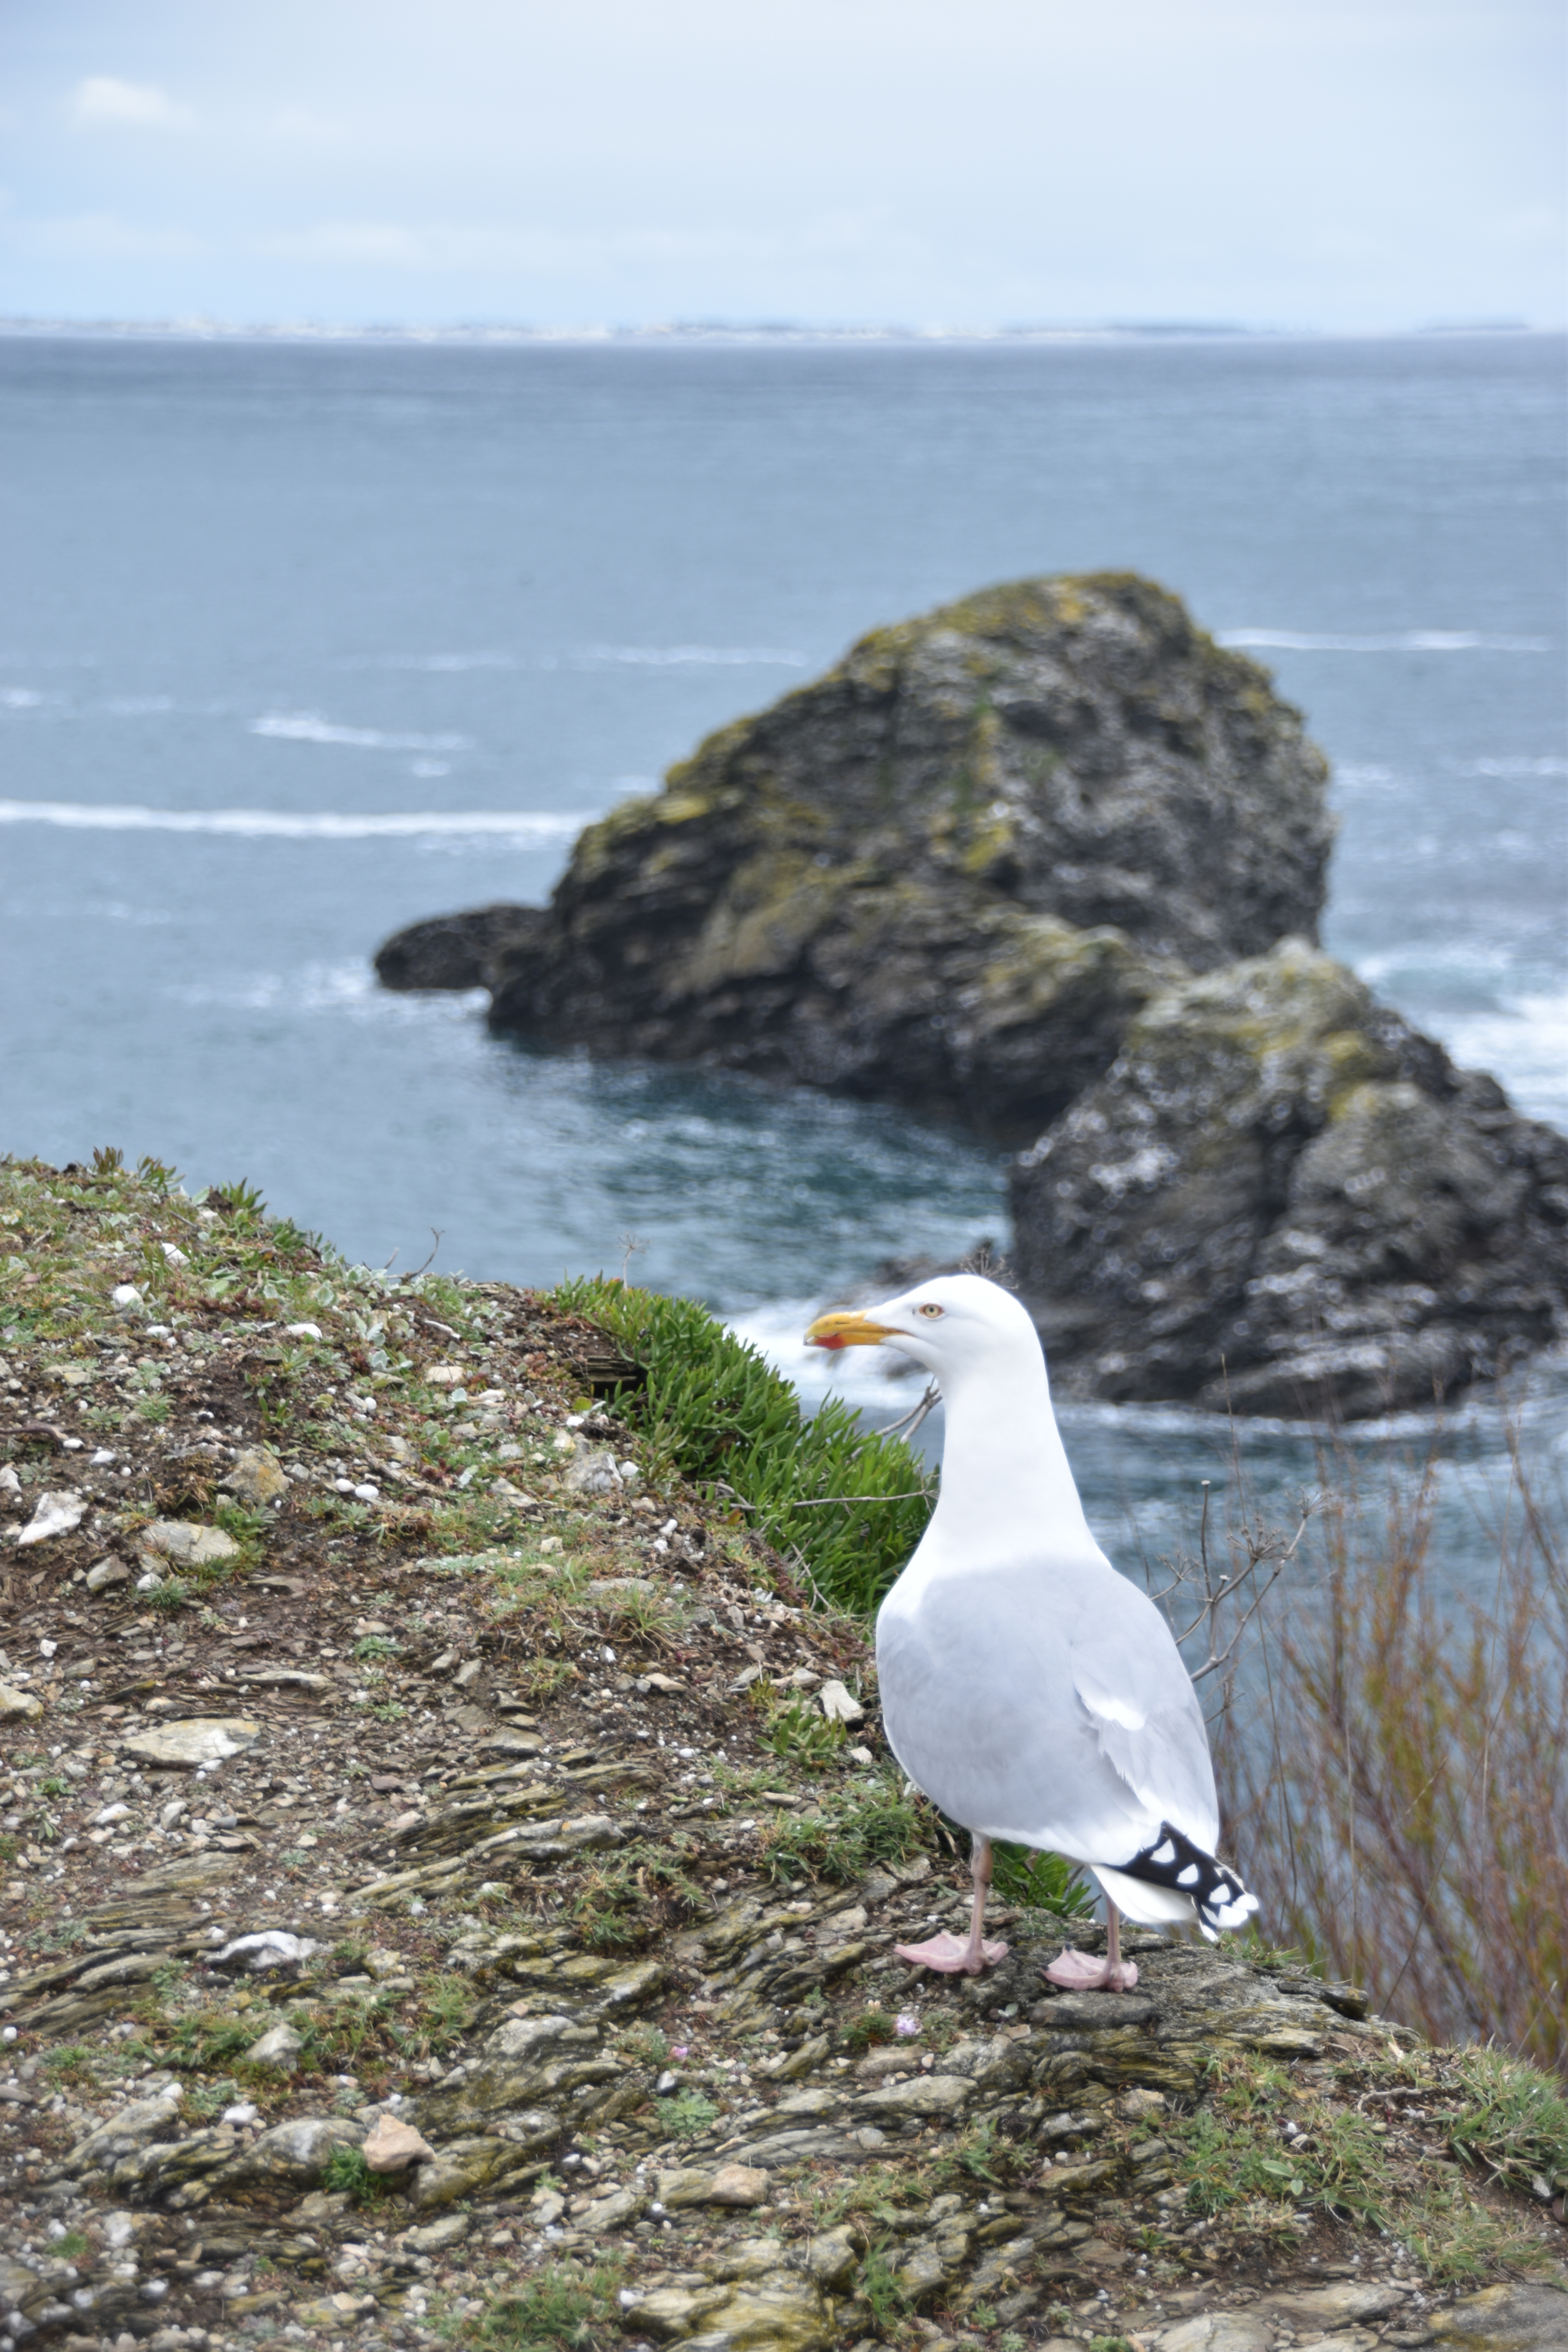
xmin=374 ymin=572 xmax=1568 ymax=1415
xmin=379 ymin=573 xmax=1333 ymax=1134
xmin=1011 ymin=941 xmax=1568 ymax=1416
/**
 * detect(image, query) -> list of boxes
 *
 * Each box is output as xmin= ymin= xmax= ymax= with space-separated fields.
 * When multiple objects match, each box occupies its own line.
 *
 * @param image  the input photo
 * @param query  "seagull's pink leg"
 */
xmin=1044 ymin=1899 xmax=1139 ymax=1992
xmin=895 ymin=1834 xmax=1009 ymax=1975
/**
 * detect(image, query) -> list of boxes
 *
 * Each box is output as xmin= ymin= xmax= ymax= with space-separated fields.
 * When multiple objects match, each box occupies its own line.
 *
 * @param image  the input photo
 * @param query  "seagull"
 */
xmin=806 ymin=1272 xmax=1257 ymax=1990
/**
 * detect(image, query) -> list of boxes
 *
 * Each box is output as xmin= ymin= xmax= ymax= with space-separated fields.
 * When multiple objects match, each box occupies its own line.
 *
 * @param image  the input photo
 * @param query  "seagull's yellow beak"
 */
xmin=805 ymin=1309 xmax=896 ymax=1352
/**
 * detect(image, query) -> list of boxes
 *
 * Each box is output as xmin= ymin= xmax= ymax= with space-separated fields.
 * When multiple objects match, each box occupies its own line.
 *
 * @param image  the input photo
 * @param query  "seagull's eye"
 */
xmin=915 ymin=1302 xmax=944 ymax=1319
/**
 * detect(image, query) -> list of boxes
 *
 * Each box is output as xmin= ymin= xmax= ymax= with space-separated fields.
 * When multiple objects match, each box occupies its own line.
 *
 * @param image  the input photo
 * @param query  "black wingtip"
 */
xmin=1122 ymin=1819 xmax=1259 ymax=1934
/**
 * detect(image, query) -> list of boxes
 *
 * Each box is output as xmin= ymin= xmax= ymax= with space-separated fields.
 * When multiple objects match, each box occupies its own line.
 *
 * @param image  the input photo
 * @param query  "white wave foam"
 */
xmin=363 ymin=645 xmax=808 ymax=673
xmin=0 ymin=799 xmax=586 ymax=841
xmin=564 ymin=644 xmax=807 ymax=668
xmin=1219 ymin=629 xmax=1550 ymax=653
xmin=1441 ymin=995 xmax=1568 ymax=1125
xmin=1460 ymin=756 xmax=1568 ymax=777
xmin=165 ymin=961 xmax=490 ymax=1018
xmin=252 ymin=712 xmax=473 ymax=750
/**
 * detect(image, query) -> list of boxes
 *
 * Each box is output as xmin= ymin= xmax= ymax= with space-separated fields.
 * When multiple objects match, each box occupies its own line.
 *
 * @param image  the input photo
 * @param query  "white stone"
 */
xmin=141 ymin=1519 xmax=242 ymax=1568
xmin=246 ymin=2023 xmax=305 ymax=2068
xmin=120 ymin=1717 xmax=260 ymax=1769
xmin=283 ymin=1322 xmax=322 ymax=1341
xmin=111 ymin=1284 xmax=143 ymax=1309
xmin=817 ymin=1679 xmax=864 ymax=1725
xmin=213 ymin=1930 xmax=319 ymax=1973
xmin=15 ymin=1489 xmax=87 ymax=1547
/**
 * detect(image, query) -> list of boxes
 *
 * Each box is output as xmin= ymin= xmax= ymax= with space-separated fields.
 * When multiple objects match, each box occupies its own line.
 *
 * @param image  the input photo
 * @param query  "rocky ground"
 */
xmin=3 ymin=1156 xmax=1566 ymax=2352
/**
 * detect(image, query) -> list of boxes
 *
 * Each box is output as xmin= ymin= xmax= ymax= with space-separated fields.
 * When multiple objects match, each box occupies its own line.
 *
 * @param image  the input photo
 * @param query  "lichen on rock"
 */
xmin=1010 ymin=939 xmax=1568 ymax=1414
xmin=378 ymin=572 xmax=1333 ymax=1134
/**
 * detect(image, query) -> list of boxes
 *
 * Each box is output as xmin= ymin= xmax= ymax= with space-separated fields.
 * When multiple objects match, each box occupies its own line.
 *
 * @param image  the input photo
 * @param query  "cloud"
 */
xmin=72 ymin=76 xmax=193 ymax=130
xmin=3 ymin=210 xmax=208 ymax=262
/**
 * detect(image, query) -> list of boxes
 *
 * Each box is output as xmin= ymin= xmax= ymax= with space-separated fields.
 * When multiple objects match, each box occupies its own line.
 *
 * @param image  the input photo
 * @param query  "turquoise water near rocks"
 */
xmin=1 ymin=329 xmax=1563 ymax=1561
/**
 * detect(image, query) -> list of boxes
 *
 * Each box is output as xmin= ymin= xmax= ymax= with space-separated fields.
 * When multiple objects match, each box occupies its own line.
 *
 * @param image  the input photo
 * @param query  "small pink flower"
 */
xmin=670 ymin=2044 xmax=690 ymax=2059
xmin=894 ymin=2012 xmax=920 ymax=2038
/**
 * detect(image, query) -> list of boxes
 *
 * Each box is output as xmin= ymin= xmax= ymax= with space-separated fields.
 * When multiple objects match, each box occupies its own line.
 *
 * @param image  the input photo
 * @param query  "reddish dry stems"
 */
xmin=1210 ymin=1427 xmax=1568 ymax=2075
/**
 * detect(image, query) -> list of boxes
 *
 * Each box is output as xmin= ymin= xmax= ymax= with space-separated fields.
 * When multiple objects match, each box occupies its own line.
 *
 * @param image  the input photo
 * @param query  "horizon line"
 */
xmin=0 ymin=314 xmax=1559 ymax=350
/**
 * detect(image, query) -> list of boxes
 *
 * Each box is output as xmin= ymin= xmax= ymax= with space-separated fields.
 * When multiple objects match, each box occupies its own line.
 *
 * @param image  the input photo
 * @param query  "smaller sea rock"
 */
xmin=0 ymin=1680 xmax=44 ymax=1720
xmin=361 ymin=2115 xmax=434 ymax=2173
xmin=15 ymin=1489 xmax=86 ymax=1546
xmin=140 ymin=1519 xmax=242 ymax=1569
xmin=120 ymin=1717 xmax=260 ymax=1769
xmin=221 ymin=1447 xmax=289 ymax=1506
xmin=85 ymin=1556 xmax=131 ymax=1592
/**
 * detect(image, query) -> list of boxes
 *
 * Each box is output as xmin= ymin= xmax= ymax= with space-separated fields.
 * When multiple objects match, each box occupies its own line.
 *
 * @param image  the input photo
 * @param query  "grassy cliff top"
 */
xmin=1 ymin=1152 xmax=1564 ymax=2352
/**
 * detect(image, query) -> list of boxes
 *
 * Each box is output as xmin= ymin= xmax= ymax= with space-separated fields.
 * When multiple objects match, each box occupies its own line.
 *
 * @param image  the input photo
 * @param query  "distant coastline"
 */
xmin=0 ymin=316 xmax=1553 ymax=348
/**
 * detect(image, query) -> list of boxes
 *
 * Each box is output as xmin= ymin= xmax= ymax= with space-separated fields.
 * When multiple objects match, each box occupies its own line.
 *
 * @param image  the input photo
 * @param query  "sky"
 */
xmin=1 ymin=0 xmax=1563 ymax=332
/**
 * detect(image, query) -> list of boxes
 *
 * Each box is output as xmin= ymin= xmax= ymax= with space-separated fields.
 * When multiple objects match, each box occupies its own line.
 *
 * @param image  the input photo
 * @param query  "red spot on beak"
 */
xmin=811 ymin=1333 xmax=846 ymax=1350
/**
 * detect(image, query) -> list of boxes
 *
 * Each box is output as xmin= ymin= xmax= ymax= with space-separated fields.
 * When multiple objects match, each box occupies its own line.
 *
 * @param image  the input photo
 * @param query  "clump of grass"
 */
xmin=855 ymin=2246 xmax=912 ymax=2333
xmin=551 ymin=1275 xmax=934 ymax=1617
xmin=155 ymin=2007 xmax=260 ymax=2074
xmin=185 ymin=2076 xmax=242 ymax=2119
xmin=765 ymin=1695 xmax=845 ymax=1772
xmin=41 ymin=2045 xmax=101 ymax=2085
xmin=570 ymin=1847 xmax=707 ymax=1950
xmin=654 ymin=2090 xmax=720 ymax=2137
xmin=1447 ymin=2047 xmax=1568 ymax=2200
xmin=758 ymin=1782 xmax=923 ymax=1885
xmin=322 ymin=2145 xmax=389 ymax=2204
xmin=470 ymin=2257 xmax=624 ymax=2352
xmin=1165 ymin=2046 xmax=1557 ymax=2284
xmin=840 ymin=2006 xmax=896 ymax=2054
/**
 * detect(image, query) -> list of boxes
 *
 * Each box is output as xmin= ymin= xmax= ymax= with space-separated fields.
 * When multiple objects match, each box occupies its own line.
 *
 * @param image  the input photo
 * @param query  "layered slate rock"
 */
xmin=1010 ymin=941 xmax=1568 ymax=1415
xmin=377 ymin=574 xmax=1333 ymax=1133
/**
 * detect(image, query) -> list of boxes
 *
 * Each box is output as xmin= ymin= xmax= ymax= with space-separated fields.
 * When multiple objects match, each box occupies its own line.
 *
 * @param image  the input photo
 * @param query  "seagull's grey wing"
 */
xmin=877 ymin=1561 xmax=1170 ymax=1862
xmin=1065 ymin=1565 xmax=1219 ymax=1853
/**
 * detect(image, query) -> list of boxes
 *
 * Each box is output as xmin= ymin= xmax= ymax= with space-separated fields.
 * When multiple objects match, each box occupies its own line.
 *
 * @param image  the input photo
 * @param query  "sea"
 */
xmin=2 ymin=328 xmax=1564 ymax=1581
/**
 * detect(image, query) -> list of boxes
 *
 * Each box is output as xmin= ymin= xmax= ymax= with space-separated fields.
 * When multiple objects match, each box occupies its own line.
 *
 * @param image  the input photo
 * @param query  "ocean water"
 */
xmin=2 ymin=329 xmax=1564 ymax=1565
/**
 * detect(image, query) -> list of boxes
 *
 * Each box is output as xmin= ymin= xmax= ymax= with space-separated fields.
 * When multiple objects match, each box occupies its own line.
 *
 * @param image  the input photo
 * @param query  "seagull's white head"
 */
xmin=805 ymin=1271 xmax=1042 ymax=1384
